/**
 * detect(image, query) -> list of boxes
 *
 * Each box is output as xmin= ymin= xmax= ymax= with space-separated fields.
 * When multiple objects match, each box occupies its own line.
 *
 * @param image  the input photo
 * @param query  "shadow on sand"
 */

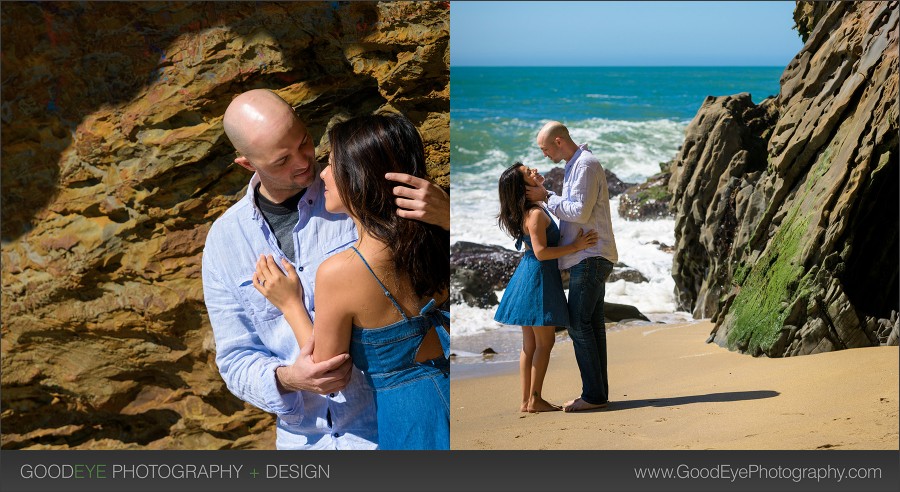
xmin=575 ymin=390 xmax=781 ymax=413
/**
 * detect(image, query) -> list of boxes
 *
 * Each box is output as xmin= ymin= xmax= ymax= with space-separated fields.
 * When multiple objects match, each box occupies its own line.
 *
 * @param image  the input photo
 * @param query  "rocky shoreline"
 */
xmin=668 ymin=1 xmax=898 ymax=356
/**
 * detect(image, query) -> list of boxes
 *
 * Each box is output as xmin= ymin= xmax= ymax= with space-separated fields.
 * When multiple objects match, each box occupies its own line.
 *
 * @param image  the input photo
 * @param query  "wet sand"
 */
xmin=451 ymin=321 xmax=899 ymax=450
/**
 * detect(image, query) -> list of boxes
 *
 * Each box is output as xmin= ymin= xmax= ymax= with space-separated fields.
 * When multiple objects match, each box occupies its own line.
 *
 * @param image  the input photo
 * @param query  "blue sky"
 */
xmin=451 ymin=1 xmax=804 ymax=66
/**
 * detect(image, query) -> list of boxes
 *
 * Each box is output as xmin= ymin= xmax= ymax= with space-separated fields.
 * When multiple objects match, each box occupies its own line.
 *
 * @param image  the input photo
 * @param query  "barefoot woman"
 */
xmin=494 ymin=163 xmax=597 ymax=412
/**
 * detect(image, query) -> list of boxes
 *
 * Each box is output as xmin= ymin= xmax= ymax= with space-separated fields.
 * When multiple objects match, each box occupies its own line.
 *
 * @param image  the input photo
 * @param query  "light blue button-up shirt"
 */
xmin=202 ymin=173 xmax=378 ymax=449
xmin=547 ymin=144 xmax=619 ymax=270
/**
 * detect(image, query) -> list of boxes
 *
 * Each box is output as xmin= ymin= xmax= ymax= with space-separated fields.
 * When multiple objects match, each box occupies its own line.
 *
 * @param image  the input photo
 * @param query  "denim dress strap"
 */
xmin=540 ymin=205 xmax=554 ymax=222
xmin=517 ymin=206 xmax=554 ymax=251
xmin=349 ymin=247 xmax=409 ymax=321
xmin=418 ymin=299 xmax=451 ymax=359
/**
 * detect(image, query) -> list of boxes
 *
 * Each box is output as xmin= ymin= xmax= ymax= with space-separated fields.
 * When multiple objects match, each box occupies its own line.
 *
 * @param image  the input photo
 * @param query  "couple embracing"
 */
xmin=203 ymin=90 xmax=450 ymax=450
xmin=495 ymin=121 xmax=618 ymax=413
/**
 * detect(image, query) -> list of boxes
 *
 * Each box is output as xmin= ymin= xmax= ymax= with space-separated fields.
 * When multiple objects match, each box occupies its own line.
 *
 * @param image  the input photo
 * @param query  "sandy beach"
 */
xmin=451 ymin=321 xmax=899 ymax=450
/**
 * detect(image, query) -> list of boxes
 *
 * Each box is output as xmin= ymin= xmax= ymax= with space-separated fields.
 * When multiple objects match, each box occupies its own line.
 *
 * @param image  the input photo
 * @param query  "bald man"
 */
xmin=527 ymin=121 xmax=618 ymax=412
xmin=202 ymin=89 xmax=449 ymax=449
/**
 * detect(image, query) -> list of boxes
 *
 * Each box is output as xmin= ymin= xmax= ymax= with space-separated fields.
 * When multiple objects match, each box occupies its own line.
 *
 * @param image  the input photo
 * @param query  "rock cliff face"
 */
xmin=670 ymin=1 xmax=898 ymax=356
xmin=1 ymin=2 xmax=449 ymax=449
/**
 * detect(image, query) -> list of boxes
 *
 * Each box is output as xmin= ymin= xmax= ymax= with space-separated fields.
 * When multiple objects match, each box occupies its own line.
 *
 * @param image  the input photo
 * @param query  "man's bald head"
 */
xmin=536 ymin=120 xmax=578 ymax=163
xmin=223 ymin=89 xmax=296 ymax=162
xmin=537 ymin=121 xmax=572 ymax=145
xmin=222 ymin=89 xmax=318 ymax=202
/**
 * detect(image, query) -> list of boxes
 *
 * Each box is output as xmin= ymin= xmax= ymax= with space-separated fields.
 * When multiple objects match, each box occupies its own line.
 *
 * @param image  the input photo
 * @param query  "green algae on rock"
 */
xmin=670 ymin=1 xmax=898 ymax=357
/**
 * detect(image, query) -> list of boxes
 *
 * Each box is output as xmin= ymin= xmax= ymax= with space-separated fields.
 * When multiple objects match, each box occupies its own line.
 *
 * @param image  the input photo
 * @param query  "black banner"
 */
xmin=1 ymin=450 xmax=898 ymax=492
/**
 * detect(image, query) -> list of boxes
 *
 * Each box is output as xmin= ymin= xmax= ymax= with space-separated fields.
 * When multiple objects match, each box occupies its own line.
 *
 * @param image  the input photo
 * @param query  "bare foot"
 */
xmin=527 ymin=397 xmax=562 ymax=413
xmin=520 ymin=402 xmax=529 ymax=413
xmin=563 ymin=398 xmax=608 ymax=412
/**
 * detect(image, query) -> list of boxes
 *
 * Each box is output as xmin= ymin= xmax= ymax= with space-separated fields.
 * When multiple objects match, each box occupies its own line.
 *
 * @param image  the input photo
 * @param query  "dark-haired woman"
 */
xmin=494 ymin=163 xmax=597 ymax=413
xmin=253 ymin=113 xmax=449 ymax=450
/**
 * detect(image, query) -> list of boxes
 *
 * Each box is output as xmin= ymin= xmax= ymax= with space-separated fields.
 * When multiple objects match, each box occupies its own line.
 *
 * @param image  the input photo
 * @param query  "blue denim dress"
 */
xmin=494 ymin=207 xmax=571 ymax=328
xmin=347 ymin=247 xmax=450 ymax=450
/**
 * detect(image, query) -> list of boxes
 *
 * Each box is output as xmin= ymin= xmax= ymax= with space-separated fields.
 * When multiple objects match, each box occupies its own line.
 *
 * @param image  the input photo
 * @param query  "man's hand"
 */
xmin=276 ymin=338 xmax=353 ymax=395
xmin=526 ymin=183 xmax=549 ymax=203
xmin=386 ymin=172 xmax=450 ymax=231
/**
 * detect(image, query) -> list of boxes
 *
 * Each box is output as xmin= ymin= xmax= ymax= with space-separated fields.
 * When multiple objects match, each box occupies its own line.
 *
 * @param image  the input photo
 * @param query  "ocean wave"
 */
xmin=450 ymin=301 xmax=505 ymax=338
xmin=454 ymin=147 xmax=480 ymax=155
xmin=469 ymin=148 xmax=510 ymax=168
xmin=585 ymin=94 xmax=637 ymax=100
xmin=452 ymin=117 xmax=686 ymax=180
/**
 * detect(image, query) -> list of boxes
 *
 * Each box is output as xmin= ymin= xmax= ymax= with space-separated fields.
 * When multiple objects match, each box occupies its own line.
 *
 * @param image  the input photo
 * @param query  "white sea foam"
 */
xmin=585 ymin=94 xmax=636 ymax=99
xmin=455 ymin=147 xmax=480 ymax=155
xmin=450 ymin=300 xmax=505 ymax=338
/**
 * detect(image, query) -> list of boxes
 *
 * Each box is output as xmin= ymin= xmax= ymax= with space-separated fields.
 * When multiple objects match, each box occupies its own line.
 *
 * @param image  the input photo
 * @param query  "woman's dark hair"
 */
xmin=497 ymin=162 xmax=540 ymax=244
xmin=328 ymin=112 xmax=448 ymax=299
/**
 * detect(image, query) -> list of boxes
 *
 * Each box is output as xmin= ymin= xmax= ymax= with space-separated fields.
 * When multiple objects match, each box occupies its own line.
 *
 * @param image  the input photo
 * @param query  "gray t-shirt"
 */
xmin=254 ymin=183 xmax=306 ymax=261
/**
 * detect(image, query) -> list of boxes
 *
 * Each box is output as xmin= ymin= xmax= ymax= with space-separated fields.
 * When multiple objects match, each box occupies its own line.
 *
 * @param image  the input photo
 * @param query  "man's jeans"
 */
xmin=566 ymin=256 xmax=615 ymax=405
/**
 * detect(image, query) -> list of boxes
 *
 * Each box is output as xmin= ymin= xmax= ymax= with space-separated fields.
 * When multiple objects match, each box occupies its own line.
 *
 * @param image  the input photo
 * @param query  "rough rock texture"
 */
xmin=669 ymin=93 xmax=778 ymax=319
xmin=450 ymin=241 xmax=522 ymax=292
xmin=604 ymin=169 xmax=634 ymax=198
xmin=542 ymin=167 xmax=564 ymax=195
xmin=670 ymin=1 xmax=898 ymax=357
xmin=793 ymin=1 xmax=832 ymax=43
xmin=617 ymin=171 xmax=673 ymax=221
xmin=1 ymin=2 xmax=449 ymax=449
xmin=608 ymin=266 xmax=649 ymax=284
xmin=449 ymin=268 xmax=498 ymax=309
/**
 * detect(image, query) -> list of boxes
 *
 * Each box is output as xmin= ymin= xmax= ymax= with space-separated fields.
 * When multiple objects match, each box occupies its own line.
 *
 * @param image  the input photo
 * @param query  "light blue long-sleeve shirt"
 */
xmin=547 ymin=144 xmax=618 ymax=270
xmin=202 ymin=173 xmax=378 ymax=449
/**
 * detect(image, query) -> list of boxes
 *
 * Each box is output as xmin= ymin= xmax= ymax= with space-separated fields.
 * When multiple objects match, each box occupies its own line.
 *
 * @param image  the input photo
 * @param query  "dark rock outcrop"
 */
xmin=451 ymin=240 xmax=651 ymax=299
xmin=604 ymin=170 xmax=634 ymax=198
xmin=450 ymin=241 xmax=523 ymax=291
xmin=1 ymin=2 xmax=449 ymax=449
xmin=608 ymin=267 xmax=649 ymax=284
xmin=543 ymin=166 xmax=632 ymax=197
xmin=543 ymin=167 xmax=566 ymax=195
xmin=670 ymin=1 xmax=898 ymax=356
xmin=618 ymin=171 xmax=674 ymax=221
xmin=606 ymin=303 xmax=651 ymax=323
xmin=450 ymin=268 xmax=498 ymax=309
xmin=669 ymin=92 xmax=778 ymax=318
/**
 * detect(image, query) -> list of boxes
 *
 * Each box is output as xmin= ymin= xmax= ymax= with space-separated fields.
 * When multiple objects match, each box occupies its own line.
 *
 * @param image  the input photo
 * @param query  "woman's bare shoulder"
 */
xmin=318 ymin=250 xmax=358 ymax=285
xmin=525 ymin=206 xmax=549 ymax=225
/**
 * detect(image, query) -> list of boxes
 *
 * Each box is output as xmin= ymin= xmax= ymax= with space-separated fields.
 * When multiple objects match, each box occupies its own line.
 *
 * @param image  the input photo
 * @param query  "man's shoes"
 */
xmin=563 ymin=398 xmax=608 ymax=412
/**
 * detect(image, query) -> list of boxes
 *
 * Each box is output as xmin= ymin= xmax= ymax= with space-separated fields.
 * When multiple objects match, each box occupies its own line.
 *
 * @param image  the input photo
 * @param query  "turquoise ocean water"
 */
xmin=451 ymin=66 xmax=783 ymax=181
xmin=450 ymin=66 xmax=784 ymax=358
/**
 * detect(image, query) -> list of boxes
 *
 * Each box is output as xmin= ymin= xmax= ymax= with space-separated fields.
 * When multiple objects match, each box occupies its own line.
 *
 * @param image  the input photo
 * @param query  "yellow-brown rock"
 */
xmin=1 ymin=1 xmax=449 ymax=449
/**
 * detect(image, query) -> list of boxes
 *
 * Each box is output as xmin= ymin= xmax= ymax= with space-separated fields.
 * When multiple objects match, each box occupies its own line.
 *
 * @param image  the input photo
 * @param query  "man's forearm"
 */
xmin=275 ymin=365 xmax=296 ymax=393
xmin=548 ymin=193 xmax=586 ymax=223
xmin=548 ymin=170 xmax=599 ymax=223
